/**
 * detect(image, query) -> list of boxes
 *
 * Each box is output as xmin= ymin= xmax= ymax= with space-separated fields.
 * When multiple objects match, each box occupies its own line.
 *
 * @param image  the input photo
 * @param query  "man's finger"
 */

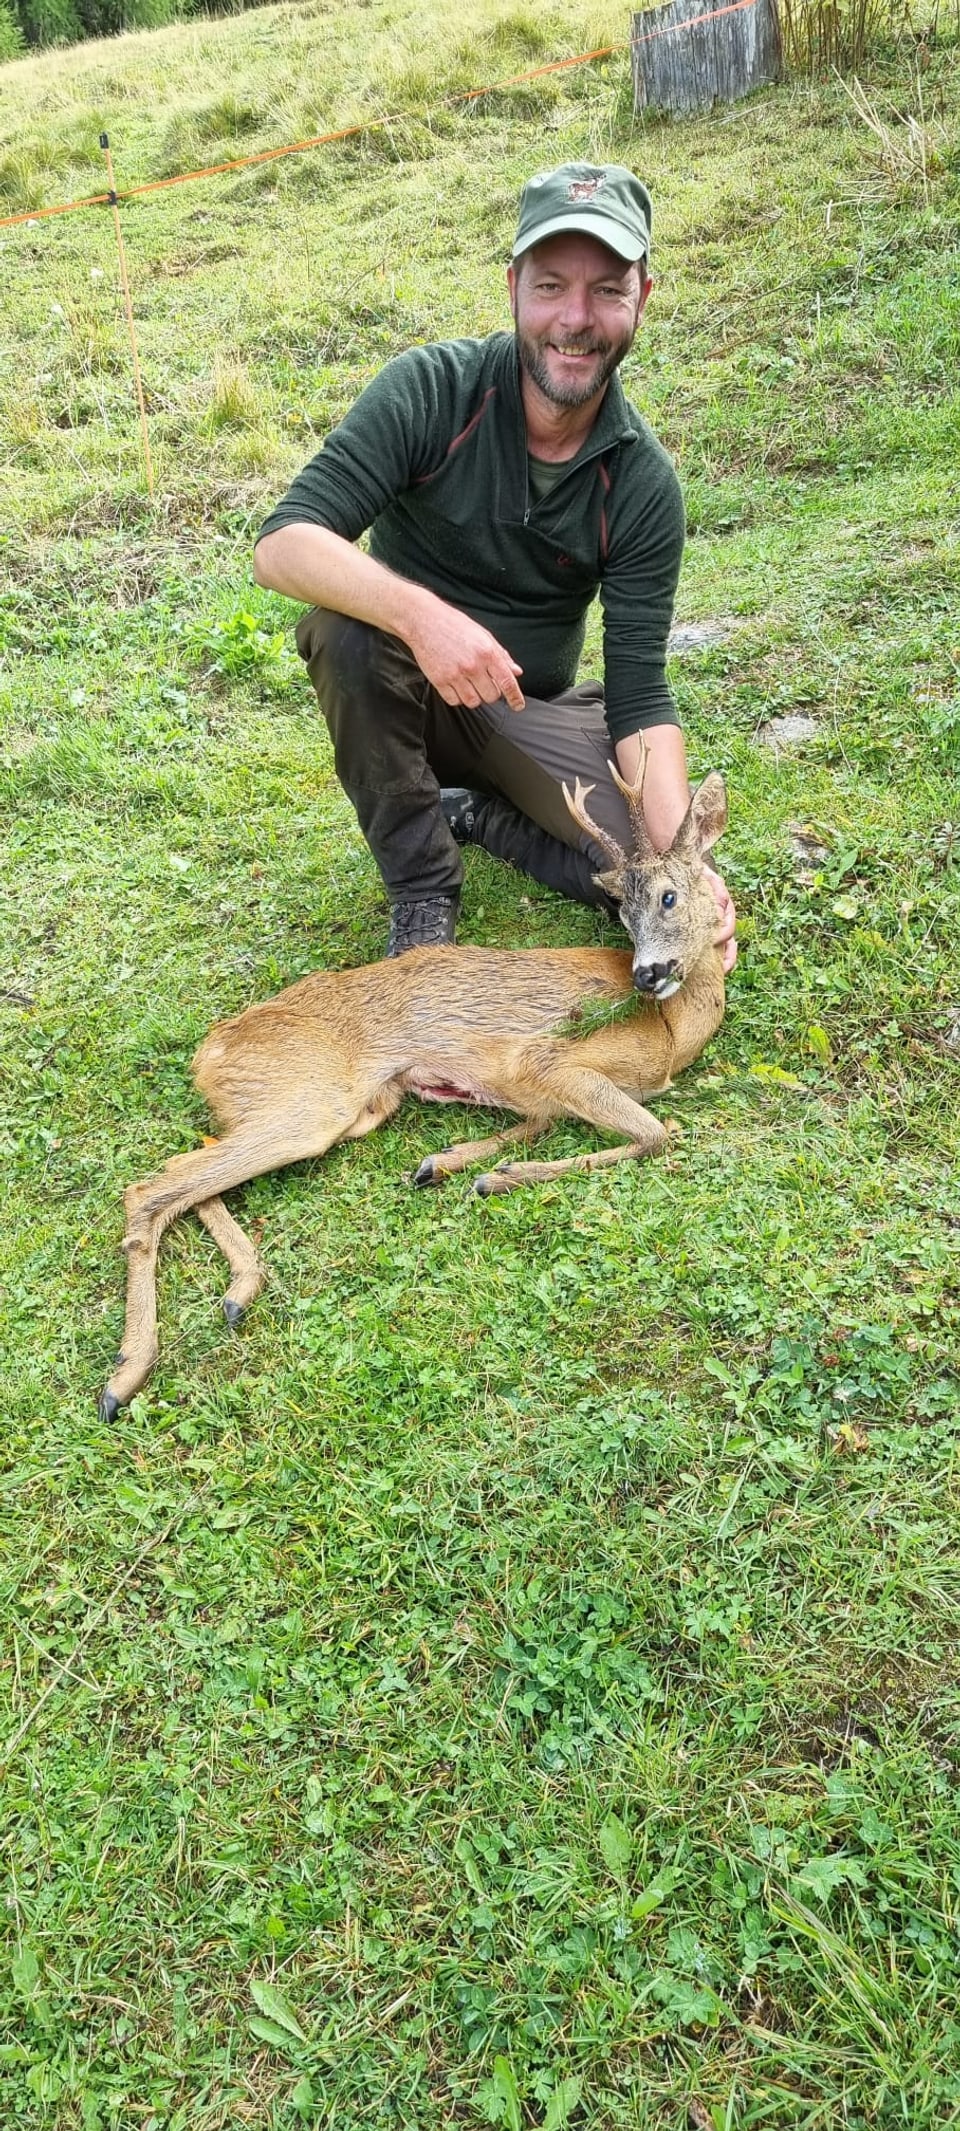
xmin=475 ymin=667 xmax=510 ymax=705
xmin=495 ymin=664 xmax=525 ymax=711
xmin=477 ymin=667 xmax=524 ymax=711
xmin=492 ymin=652 xmax=524 ymax=711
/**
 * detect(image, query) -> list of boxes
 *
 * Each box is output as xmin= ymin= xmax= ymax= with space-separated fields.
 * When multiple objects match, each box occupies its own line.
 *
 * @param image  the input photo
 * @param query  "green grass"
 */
xmin=2 ymin=2 xmax=960 ymax=2126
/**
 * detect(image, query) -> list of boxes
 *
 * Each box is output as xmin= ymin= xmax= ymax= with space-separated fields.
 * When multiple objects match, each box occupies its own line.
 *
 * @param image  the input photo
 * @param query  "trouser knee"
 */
xmin=294 ymin=607 xmax=462 ymax=901
xmin=297 ymin=610 xmax=397 ymax=736
xmin=296 ymin=607 xmax=430 ymax=792
xmin=311 ymin=612 xmax=381 ymax=688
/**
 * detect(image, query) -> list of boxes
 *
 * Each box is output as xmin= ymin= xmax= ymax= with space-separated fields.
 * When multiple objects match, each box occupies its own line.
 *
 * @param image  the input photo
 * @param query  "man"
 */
xmin=254 ymin=162 xmax=737 ymax=965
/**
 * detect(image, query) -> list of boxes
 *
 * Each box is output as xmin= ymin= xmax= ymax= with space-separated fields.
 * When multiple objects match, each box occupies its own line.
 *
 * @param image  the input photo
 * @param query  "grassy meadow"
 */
xmin=2 ymin=1 xmax=960 ymax=2124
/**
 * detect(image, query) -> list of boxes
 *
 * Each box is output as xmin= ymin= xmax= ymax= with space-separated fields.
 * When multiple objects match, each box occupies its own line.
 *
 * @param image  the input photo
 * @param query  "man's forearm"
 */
xmin=253 ymin=522 xmax=430 ymax=643
xmin=614 ymin=723 xmax=690 ymax=851
xmin=253 ymin=520 xmax=525 ymax=711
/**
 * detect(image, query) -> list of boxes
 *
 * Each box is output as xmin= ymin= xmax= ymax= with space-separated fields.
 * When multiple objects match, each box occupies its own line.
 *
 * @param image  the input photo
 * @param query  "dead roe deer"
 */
xmin=100 ymin=756 xmax=728 ymax=1418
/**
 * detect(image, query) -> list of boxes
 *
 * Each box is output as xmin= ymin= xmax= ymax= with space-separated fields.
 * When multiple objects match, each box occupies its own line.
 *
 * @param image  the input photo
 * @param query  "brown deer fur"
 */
xmin=100 ymin=755 xmax=727 ymax=1417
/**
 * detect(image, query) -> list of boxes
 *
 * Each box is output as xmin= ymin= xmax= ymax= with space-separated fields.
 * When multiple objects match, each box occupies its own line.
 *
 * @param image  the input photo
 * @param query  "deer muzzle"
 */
xmin=632 ymin=958 xmax=683 ymax=998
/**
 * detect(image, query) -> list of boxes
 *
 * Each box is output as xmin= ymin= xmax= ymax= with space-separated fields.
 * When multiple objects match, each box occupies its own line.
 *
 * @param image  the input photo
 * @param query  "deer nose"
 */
xmin=633 ymin=959 xmax=680 ymax=994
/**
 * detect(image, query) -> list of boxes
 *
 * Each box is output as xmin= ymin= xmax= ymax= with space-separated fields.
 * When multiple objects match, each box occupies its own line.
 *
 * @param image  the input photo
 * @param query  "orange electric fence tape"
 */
xmin=0 ymin=0 xmax=759 ymax=234
xmin=3 ymin=0 xmax=759 ymax=493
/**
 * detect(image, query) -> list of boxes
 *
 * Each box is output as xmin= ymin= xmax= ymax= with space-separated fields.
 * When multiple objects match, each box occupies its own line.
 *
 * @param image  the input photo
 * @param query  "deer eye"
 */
xmin=661 ymin=890 xmax=677 ymax=910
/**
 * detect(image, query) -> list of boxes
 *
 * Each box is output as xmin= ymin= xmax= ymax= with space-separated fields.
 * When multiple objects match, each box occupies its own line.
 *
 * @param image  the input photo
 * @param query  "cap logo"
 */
xmin=567 ymin=176 xmax=605 ymax=201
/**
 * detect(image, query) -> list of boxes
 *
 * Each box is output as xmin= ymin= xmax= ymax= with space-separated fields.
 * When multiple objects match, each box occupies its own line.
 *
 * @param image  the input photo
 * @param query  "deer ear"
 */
xmin=674 ymin=771 xmax=727 ymax=859
xmin=593 ymin=869 xmax=622 ymax=902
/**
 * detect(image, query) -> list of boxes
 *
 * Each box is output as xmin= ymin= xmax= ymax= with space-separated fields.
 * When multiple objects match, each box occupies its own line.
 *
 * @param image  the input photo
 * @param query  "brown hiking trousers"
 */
xmin=296 ymin=607 xmax=641 ymax=907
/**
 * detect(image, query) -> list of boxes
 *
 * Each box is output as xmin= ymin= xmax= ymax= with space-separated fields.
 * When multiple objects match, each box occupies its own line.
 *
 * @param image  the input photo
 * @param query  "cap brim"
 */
xmin=513 ymin=211 xmax=648 ymax=263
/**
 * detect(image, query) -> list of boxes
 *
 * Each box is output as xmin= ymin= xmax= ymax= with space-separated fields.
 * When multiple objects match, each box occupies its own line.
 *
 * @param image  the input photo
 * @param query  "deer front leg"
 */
xmin=413 ymin=1121 xmax=543 ymax=1187
xmin=472 ymin=1069 xmax=671 ymax=1195
xmin=476 ymin=1131 xmax=679 ymax=1193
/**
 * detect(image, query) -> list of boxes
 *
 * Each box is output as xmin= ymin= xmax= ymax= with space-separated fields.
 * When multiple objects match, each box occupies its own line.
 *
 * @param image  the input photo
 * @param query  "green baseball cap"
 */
xmin=513 ymin=162 xmax=652 ymax=265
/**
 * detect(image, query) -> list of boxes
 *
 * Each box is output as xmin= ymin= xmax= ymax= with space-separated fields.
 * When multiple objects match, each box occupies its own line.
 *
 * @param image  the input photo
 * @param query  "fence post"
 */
xmin=632 ymin=0 xmax=782 ymax=115
xmin=100 ymin=132 xmax=155 ymax=500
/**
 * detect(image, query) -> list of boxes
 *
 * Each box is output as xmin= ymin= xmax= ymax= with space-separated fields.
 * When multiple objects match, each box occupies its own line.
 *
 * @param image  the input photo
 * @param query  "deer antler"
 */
xmin=561 ymin=778 xmax=630 ymax=872
xmin=607 ymin=741 xmax=656 ymax=859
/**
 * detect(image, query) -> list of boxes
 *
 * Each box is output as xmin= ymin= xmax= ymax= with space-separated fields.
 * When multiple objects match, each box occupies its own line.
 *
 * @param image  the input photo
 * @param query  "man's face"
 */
xmin=508 ymin=233 xmax=649 ymax=411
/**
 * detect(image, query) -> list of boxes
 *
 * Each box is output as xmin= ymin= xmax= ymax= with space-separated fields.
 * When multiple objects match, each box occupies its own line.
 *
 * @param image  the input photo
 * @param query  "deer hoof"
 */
xmin=473 ymin=1170 xmax=512 ymax=1197
xmin=98 ymin=1388 xmax=121 ymax=1424
xmin=413 ymin=1155 xmax=445 ymax=1188
xmin=223 ymin=1298 xmax=245 ymax=1329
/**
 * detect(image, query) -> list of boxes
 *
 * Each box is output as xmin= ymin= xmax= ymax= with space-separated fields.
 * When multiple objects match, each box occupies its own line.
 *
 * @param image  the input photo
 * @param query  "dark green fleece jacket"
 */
xmin=257 ymin=332 xmax=685 ymax=739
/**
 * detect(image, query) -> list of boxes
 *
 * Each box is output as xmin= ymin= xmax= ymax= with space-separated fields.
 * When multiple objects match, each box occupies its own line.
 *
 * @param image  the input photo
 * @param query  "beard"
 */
xmin=515 ymin=320 xmax=636 ymax=408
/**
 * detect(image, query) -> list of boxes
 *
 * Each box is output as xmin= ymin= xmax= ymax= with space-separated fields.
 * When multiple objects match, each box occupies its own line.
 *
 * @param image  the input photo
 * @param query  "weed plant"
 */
xmin=1 ymin=1 xmax=960 ymax=2127
xmin=778 ymin=0 xmax=904 ymax=74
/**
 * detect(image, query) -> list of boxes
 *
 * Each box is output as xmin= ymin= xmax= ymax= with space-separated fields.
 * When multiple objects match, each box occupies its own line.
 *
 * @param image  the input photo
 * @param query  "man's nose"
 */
xmin=557 ymin=284 xmax=592 ymax=332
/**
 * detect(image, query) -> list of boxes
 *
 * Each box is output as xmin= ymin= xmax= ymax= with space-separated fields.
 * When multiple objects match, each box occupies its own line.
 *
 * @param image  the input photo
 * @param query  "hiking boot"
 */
xmin=443 ymin=790 xmax=621 ymax=917
xmin=440 ymin=788 xmax=488 ymax=845
xmin=386 ymin=894 xmax=459 ymax=957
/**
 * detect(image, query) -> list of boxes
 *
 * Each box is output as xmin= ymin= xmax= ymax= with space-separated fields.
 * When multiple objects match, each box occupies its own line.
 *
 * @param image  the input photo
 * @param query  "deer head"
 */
xmin=563 ymin=747 xmax=727 ymax=999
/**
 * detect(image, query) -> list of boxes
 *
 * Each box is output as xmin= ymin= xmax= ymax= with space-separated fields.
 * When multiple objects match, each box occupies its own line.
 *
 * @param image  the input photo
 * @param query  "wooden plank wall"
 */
xmin=632 ymin=0 xmax=782 ymax=114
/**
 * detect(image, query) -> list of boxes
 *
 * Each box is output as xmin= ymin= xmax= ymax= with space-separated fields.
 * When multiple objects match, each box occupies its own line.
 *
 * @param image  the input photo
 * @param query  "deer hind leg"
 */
xmin=194 ymin=1194 xmax=265 ymax=1325
xmin=101 ymin=1104 xmax=365 ymax=1421
xmin=472 ymin=1070 xmax=672 ymax=1196
xmin=189 ymin=1082 xmax=408 ymax=1333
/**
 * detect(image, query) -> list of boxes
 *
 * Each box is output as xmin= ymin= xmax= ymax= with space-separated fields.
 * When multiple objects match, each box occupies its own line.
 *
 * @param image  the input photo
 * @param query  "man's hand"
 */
xmin=704 ymin=864 xmax=737 ymax=973
xmin=406 ymin=594 xmax=525 ymax=711
xmin=254 ymin=523 xmax=526 ymax=711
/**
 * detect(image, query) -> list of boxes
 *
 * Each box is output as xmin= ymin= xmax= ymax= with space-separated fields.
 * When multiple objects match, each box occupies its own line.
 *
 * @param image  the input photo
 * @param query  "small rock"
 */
xmin=758 ymin=712 xmax=819 ymax=749
xmin=788 ymin=823 xmax=829 ymax=868
xmin=669 ymin=619 xmax=733 ymax=655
